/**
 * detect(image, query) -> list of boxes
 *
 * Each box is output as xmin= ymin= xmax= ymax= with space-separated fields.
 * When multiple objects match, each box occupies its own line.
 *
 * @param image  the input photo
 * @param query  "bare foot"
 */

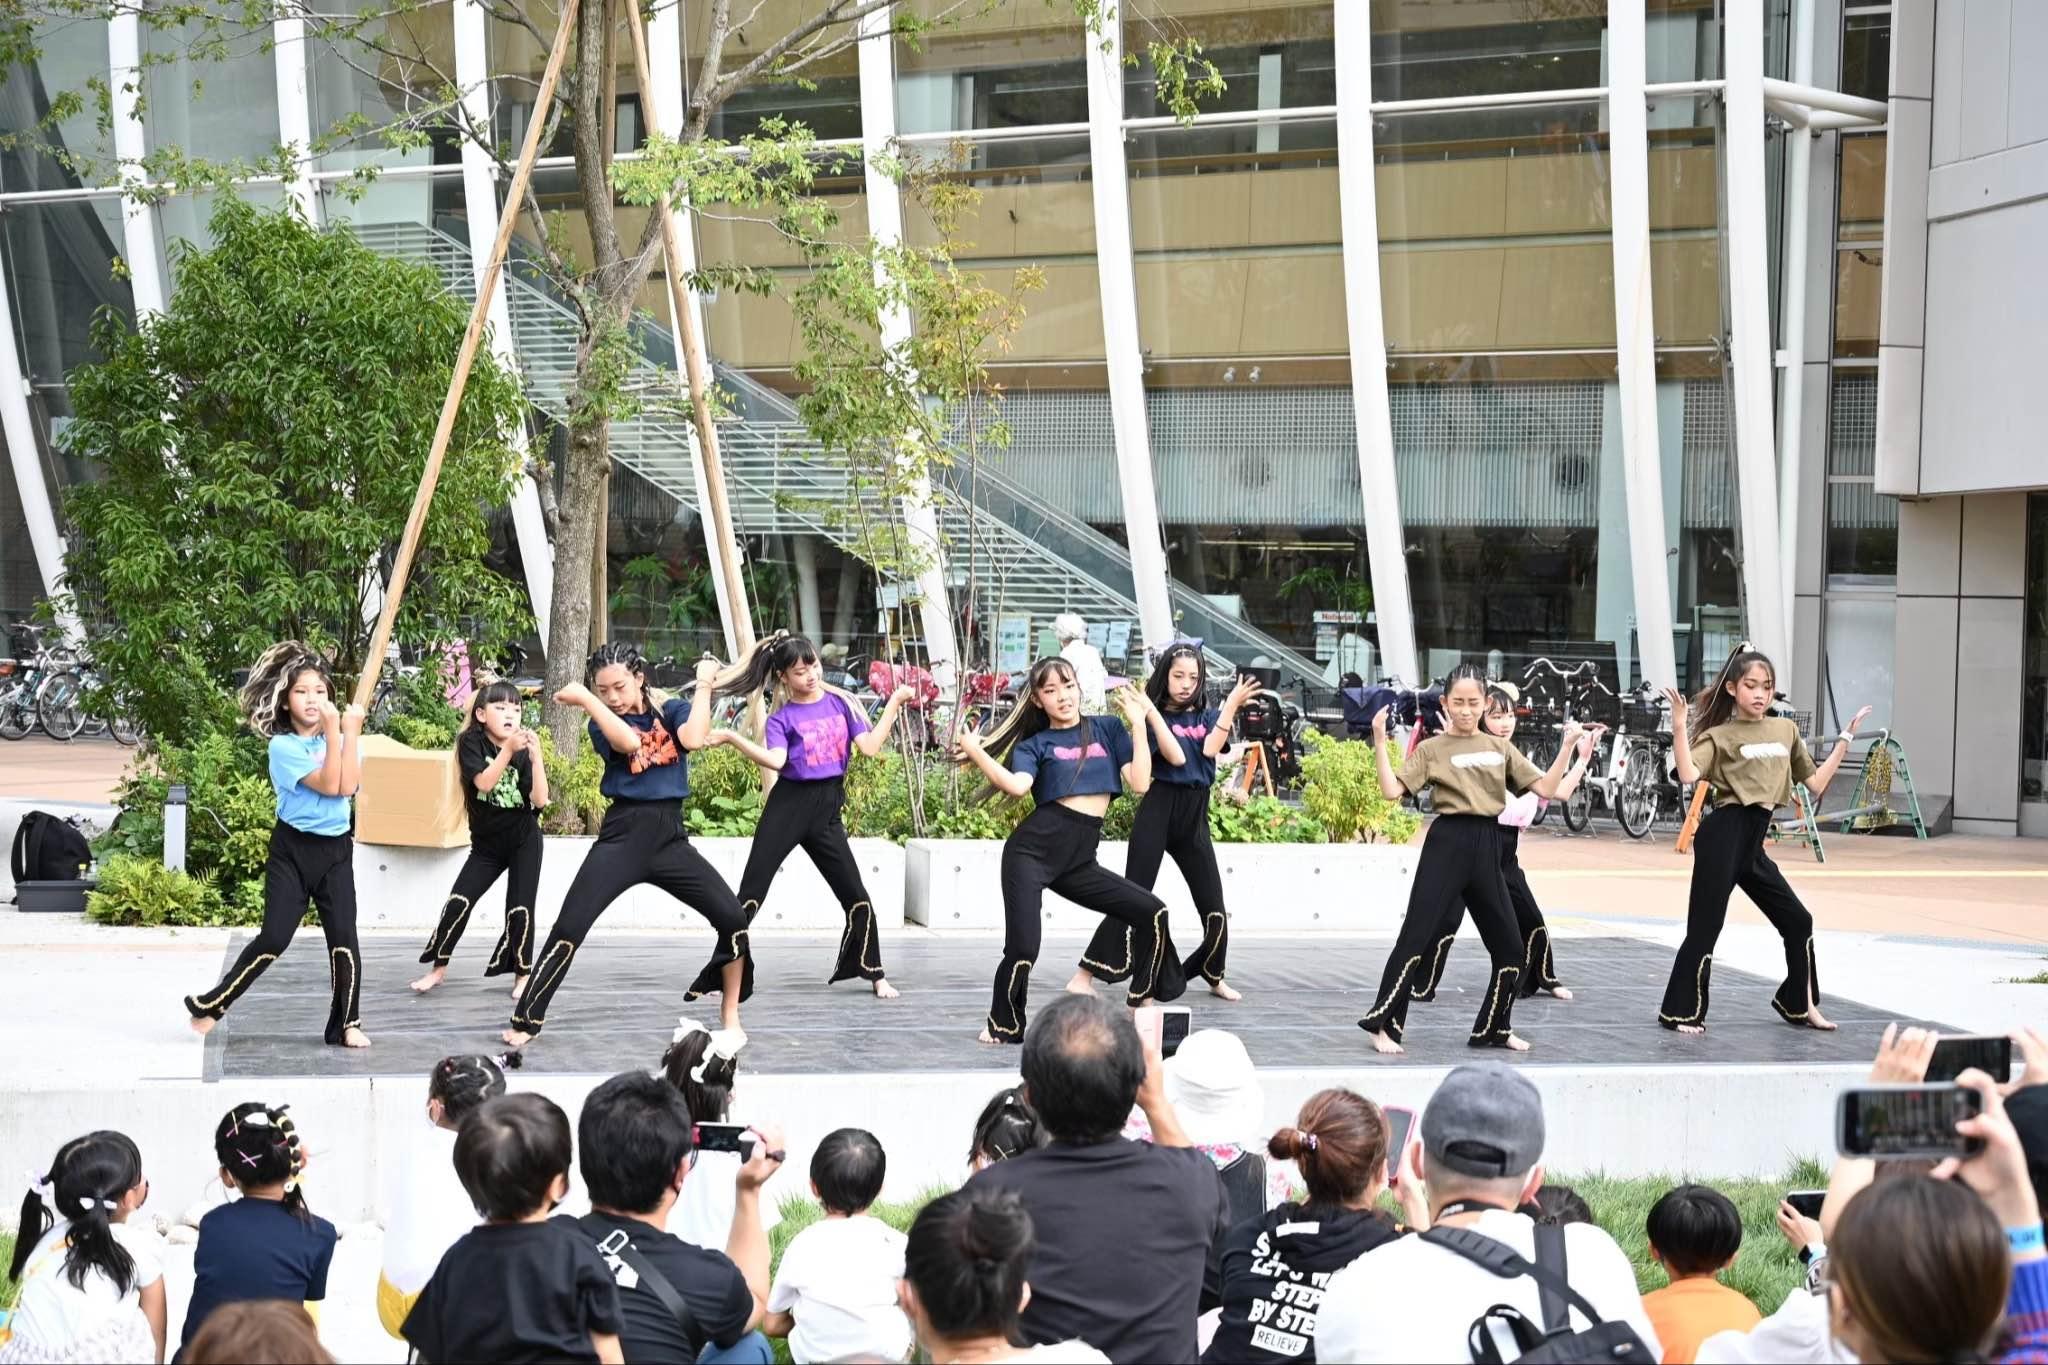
xmin=977 ymin=1028 xmax=1002 ymax=1045
xmin=1544 ymin=985 xmax=1575 ymax=1001
xmin=511 ymin=975 xmax=528 ymax=1001
xmin=1502 ymin=1033 xmax=1531 ymax=1052
xmin=1209 ymin=979 xmax=1243 ymax=1002
xmin=1365 ymin=1028 xmax=1405 ymax=1055
xmin=188 ymin=1015 xmax=217 ymax=1037
xmin=410 ymin=967 xmax=445 ymax=994
xmin=1802 ymin=1006 xmax=1838 ymax=1032
xmin=1675 ymin=1023 xmax=1705 ymax=1036
xmin=340 ymin=1026 xmax=371 ymax=1049
xmin=873 ymin=978 xmax=900 ymax=999
xmin=501 ymin=1028 xmax=534 ymax=1047
xmin=1063 ymin=970 xmax=1098 ymax=997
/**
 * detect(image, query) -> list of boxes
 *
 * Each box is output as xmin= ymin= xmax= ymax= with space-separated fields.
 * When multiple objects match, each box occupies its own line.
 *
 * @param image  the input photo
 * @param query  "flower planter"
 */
xmin=905 ymin=840 xmax=1419 ymax=936
xmin=354 ymin=836 xmax=905 ymax=932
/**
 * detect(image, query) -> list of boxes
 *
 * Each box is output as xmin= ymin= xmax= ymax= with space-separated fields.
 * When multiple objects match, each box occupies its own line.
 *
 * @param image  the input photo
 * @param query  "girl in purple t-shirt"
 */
xmin=682 ymin=633 xmax=916 ymax=1002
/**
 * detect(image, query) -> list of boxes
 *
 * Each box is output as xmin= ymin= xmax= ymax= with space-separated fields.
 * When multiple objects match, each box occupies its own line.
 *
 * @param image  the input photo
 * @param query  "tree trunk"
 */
xmin=543 ymin=407 xmax=610 ymax=755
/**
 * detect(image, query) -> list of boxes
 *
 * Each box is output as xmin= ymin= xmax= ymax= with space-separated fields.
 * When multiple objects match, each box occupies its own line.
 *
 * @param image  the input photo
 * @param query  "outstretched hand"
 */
xmin=1844 ymin=705 xmax=1874 ymax=739
xmin=1661 ymin=686 xmax=1688 ymax=719
xmin=1370 ymin=706 xmax=1390 ymax=740
xmin=694 ymin=656 xmax=722 ymax=686
xmin=1226 ymin=674 xmax=1261 ymax=709
xmin=1112 ymin=684 xmax=1151 ymax=724
xmin=1869 ymin=1022 xmax=1938 ymax=1084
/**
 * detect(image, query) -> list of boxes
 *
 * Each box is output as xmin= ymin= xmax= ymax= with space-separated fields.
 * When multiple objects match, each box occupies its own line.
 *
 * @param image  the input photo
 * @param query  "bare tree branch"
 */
xmin=706 ymin=0 xmax=897 ymax=112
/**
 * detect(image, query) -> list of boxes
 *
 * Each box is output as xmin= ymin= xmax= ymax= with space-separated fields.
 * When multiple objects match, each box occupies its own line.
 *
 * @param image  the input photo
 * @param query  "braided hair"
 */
xmin=240 ymin=642 xmax=334 ymax=737
xmin=10 ymin=1131 xmax=144 ymax=1294
xmin=214 ymin=1102 xmax=310 ymax=1218
xmin=428 ymin=1053 xmax=519 ymax=1128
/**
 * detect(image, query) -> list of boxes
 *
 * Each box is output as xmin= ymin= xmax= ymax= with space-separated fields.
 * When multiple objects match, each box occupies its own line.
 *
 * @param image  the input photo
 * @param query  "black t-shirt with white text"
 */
xmin=1203 ymin=1202 xmax=1406 ymax=1363
xmin=402 ymin=1217 xmax=622 ymax=1365
xmin=579 ymin=1211 xmax=757 ymax=1364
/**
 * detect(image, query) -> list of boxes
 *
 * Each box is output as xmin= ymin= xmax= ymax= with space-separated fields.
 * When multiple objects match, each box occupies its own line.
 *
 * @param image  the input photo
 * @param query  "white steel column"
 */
xmin=1604 ymin=0 xmax=1678 ymax=687
xmin=456 ymin=0 xmax=554 ymax=652
xmin=858 ymin=5 xmax=959 ymax=687
xmin=108 ymin=13 xmax=167 ymax=316
xmin=647 ymin=0 xmax=740 ymax=659
xmin=1722 ymin=0 xmax=1790 ymax=670
xmin=1773 ymin=0 xmax=1817 ymax=662
xmin=0 ymin=263 xmax=76 ymax=625
xmin=1330 ymin=1 xmax=1418 ymax=685
xmin=273 ymin=4 xmax=320 ymax=225
xmin=1083 ymin=12 xmax=1175 ymax=651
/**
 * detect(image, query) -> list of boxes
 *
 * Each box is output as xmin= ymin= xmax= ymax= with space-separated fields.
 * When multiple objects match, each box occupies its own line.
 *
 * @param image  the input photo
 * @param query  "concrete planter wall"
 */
xmin=354 ymin=836 xmax=906 ymax=932
xmin=905 ymin=840 xmax=1419 ymax=936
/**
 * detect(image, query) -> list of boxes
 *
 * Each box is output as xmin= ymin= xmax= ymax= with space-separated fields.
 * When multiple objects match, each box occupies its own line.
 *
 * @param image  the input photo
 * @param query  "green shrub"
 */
xmin=685 ymin=744 xmax=765 ymax=837
xmin=94 ymin=728 xmax=280 ymax=909
xmin=1298 ymin=731 xmax=1420 ymax=844
xmin=376 ymin=667 xmax=465 ymax=750
xmin=1212 ymin=793 xmax=1326 ymax=844
xmin=841 ymin=748 xmax=911 ymax=838
xmin=85 ymin=855 xmax=225 ymax=926
xmin=536 ymin=726 xmax=607 ymax=835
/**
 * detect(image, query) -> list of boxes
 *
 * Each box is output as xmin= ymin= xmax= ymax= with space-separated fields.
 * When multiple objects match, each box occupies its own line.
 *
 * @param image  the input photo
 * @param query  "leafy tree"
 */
xmin=1 ymin=0 xmax=1223 ymax=754
xmin=58 ymin=195 xmax=529 ymax=746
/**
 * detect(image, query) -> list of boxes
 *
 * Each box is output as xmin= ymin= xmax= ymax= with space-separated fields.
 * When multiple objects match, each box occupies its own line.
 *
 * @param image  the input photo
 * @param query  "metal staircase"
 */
xmin=351 ymin=218 xmax=1321 ymax=678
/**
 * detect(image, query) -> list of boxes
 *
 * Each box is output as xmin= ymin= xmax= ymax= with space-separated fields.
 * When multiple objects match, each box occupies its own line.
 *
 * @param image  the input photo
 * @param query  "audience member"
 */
xmin=662 ymin=1019 xmax=784 ymax=1251
xmin=967 ymin=993 xmax=1227 ymax=1364
xmin=1697 ymin=1199 xmax=1848 ymax=1365
xmin=1828 ymin=1176 xmax=2012 ymax=1364
xmin=577 ymin=1071 xmax=779 ymax=1365
xmin=1125 ymin=1030 xmax=1293 ymax=1214
xmin=179 ymin=1104 xmax=335 ymax=1362
xmin=180 ymin=1302 xmax=333 ymax=1365
xmin=763 ymin=1129 xmax=913 ymax=1364
xmin=1641 ymin=1184 xmax=1760 ymax=1364
xmin=1526 ymin=1183 xmax=1595 ymax=1226
xmin=3 ymin=1131 xmax=164 ymax=1365
xmin=898 ymin=1188 xmax=1107 ymax=1364
xmin=970 ymin=1088 xmax=1048 ymax=1172
xmin=377 ymin=1054 xmax=509 ymax=1337
xmin=1205 ymin=1088 xmax=1423 ymax=1364
xmin=1315 ymin=1063 xmax=1660 ymax=1362
xmin=1054 ymin=614 xmax=1107 ymax=714
xmin=401 ymin=1093 xmax=623 ymax=1364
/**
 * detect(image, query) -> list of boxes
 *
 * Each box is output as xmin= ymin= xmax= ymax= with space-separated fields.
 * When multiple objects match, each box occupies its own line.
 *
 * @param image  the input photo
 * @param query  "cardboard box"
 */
xmin=355 ymin=734 xmax=469 ymax=848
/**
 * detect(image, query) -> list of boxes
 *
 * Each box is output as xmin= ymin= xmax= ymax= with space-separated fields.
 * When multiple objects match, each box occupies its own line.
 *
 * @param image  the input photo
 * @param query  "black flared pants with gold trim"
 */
xmin=1359 ymin=814 xmax=1523 ymax=1047
xmin=1658 ymin=803 xmax=1816 ymax=1030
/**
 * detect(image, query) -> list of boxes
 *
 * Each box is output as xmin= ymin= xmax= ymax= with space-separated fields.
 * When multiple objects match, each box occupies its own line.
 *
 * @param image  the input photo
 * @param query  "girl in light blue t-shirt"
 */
xmin=182 ymin=642 xmax=368 ymax=1048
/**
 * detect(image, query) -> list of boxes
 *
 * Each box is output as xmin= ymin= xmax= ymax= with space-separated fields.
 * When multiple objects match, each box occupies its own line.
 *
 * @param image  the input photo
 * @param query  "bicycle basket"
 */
xmin=1623 ymin=698 xmax=1665 ymax=734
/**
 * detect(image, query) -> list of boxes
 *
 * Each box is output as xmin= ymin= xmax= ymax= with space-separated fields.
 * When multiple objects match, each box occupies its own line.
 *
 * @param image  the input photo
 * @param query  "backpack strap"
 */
xmin=1532 ymin=1221 xmax=1570 ymax=1336
xmin=1421 ymin=1225 xmax=1609 ymax=1330
xmin=12 ymin=811 xmax=43 ymax=885
xmin=579 ymin=1215 xmax=697 ymax=1344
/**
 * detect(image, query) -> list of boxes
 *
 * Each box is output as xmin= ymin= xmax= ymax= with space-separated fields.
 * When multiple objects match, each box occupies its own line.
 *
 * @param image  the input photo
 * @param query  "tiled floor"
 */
xmin=202 ymin=932 xmax=1951 ymax=1079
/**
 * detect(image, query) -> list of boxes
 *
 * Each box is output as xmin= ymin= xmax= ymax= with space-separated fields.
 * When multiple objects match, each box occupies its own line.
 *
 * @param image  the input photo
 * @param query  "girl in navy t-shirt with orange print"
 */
xmin=955 ymin=656 xmax=1189 ymax=1044
xmin=1070 ymin=642 xmax=1262 ymax=1003
xmin=504 ymin=643 xmax=748 ymax=1049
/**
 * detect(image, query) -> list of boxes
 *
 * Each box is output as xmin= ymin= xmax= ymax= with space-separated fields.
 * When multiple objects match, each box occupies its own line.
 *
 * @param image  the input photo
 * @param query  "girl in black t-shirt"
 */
xmin=955 ymin=656 xmax=1188 ymax=1044
xmin=505 ymin=643 xmax=748 ymax=1048
xmin=1070 ymin=644 xmax=1262 ymax=1003
xmin=413 ymin=681 xmax=549 ymax=1001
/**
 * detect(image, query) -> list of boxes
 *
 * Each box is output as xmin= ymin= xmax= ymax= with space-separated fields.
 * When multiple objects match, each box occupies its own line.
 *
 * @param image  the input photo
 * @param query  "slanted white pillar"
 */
xmin=1723 ymin=0 xmax=1791 ymax=671
xmin=1604 ymin=0 xmax=1679 ymax=687
xmin=108 ymin=13 xmax=167 ymax=316
xmin=0 ymin=259 xmax=77 ymax=630
xmin=1083 ymin=11 xmax=1175 ymax=652
xmin=456 ymin=0 xmax=554 ymax=653
xmin=1330 ymin=0 xmax=1418 ymax=685
xmin=859 ymin=5 xmax=960 ymax=687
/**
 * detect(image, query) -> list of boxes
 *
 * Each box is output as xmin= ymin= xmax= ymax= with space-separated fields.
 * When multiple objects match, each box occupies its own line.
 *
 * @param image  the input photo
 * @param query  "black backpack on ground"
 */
xmin=1421 ymin=1223 xmax=1650 ymax=1363
xmin=11 ymin=811 xmax=92 ymax=887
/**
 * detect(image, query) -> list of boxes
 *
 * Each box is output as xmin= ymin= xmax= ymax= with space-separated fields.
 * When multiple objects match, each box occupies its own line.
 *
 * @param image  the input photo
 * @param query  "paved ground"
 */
xmin=198 ymin=932 xmax=1949 ymax=1079
xmin=0 ymin=734 xmax=134 ymax=802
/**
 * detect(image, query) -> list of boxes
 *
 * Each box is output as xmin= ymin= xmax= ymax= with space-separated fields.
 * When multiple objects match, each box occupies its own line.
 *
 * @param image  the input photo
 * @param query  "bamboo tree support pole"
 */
xmin=618 ymin=0 xmax=756 ymax=677
xmin=351 ymin=0 xmax=582 ymax=714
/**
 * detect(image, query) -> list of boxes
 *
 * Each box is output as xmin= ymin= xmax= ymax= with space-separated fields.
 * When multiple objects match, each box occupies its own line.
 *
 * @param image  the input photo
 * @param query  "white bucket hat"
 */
xmin=1163 ymin=1029 xmax=1265 ymax=1148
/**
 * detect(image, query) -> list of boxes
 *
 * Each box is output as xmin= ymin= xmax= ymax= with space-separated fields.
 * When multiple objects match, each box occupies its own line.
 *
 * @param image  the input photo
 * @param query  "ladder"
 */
xmin=1830 ymin=731 xmax=1929 ymax=840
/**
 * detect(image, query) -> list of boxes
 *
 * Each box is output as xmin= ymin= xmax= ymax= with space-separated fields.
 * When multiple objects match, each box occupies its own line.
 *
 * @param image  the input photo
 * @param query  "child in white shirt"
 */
xmin=3 ymin=1131 xmax=164 ymax=1365
xmin=763 ymin=1129 xmax=912 ymax=1364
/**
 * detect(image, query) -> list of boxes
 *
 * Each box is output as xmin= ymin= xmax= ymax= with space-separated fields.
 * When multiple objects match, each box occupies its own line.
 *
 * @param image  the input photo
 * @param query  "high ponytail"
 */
xmin=1691 ymin=642 xmax=1775 ymax=736
xmin=709 ymin=631 xmax=817 ymax=703
xmin=903 ymin=1187 xmax=1037 ymax=1341
xmin=11 ymin=1131 xmax=144 ymax=1294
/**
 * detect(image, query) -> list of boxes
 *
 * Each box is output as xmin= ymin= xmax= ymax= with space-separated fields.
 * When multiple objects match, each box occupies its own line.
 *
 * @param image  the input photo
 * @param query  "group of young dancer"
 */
xmin=178 ymin=632 xmax=1870 ymax=1059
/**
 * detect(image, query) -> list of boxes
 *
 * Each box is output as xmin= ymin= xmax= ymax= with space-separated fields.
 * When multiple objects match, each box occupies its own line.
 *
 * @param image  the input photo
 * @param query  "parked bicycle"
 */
xmin=36 ymin=654 xmax=141 ymax=746
xmin=0 ymin=626 xmax=81 ymax=742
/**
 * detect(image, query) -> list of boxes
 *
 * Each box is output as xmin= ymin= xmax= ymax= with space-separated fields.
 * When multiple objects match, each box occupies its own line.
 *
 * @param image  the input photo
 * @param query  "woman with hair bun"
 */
xmin=1203 ymin=1089 xmax=1423 ymax=1364
xmin=897 ymin=1188 xmax=1107 ymax=1364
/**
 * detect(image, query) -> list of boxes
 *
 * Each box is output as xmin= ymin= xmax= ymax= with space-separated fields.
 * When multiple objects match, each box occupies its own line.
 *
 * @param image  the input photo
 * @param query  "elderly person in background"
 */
xmin=1054 ymin=614 xmax=1108 ymax=714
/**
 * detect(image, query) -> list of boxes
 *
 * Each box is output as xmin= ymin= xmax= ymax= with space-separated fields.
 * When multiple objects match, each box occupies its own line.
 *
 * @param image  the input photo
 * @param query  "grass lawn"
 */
xmin=756 ymin=1162 xmax=1824 ymax=1361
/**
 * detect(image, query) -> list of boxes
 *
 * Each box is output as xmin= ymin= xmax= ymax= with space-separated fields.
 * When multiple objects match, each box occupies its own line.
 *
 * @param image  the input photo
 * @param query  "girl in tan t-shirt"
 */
xmin=1657 ymin=645 xmax=1871 ymax=1034
xmin=1358 ymin=665 xmax=1584 ymax=1054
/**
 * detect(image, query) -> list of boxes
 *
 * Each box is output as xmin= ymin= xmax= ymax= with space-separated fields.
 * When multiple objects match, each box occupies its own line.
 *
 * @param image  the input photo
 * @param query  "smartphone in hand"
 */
xmin=693 ymin=1123 xmax=757 ymax=1158
xmin=1784 ymin=1189 xmax=1826 ymax=1220
xmin=1836 ymin=1084 xmax=1985 ymax=1159
xmin=1926 ymin=1034 xmax=2014 ymax=1083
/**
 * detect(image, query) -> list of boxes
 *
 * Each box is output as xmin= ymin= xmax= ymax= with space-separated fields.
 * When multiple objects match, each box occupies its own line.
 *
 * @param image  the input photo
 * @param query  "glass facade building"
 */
xmin=1 ymin=0 xmax=1947 ymax=808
